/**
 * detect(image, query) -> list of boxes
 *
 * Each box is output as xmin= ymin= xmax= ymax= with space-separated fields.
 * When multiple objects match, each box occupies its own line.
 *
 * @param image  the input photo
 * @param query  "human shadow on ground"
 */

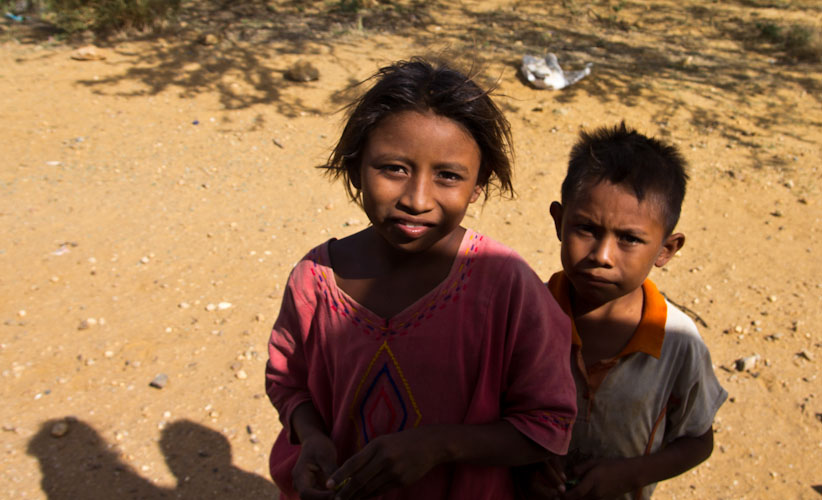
xmin=27 ymin=417 xmax=278 ymax=500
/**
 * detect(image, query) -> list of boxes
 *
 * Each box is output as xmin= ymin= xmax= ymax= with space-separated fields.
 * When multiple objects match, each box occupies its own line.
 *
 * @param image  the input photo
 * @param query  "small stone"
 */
xmin=140 ymin=256 xmax=150 ymax=264
xmin=198 ymin=33 xmax=219 ymax=45
xmin=254 ymin=313 xmax=264 ymax=322
xmin=733 ymin=325 xmax=743 ymax=333
xmin=735 ymin=354 xmax=760 ymax=372
xmin=71 ymin=45 xmax=106 ymax=61
xmin=284 ymin=60 xmax=320 ymax=82
xmin=272 ymin=138 xmax=284 ymax=149
xmin=770 ymin=210 xmax=782 ymax=217
xmin=767 ymin=295 xmax=777 ymax=302
xmin=217 ymin=302 xmax=232 ymax=310
xmin=50 ymin=421 xmax=70 ymax=437
xmin=150 ymin=373 xmax=169 ymax=389
xmin=78 ymin=319 xmax=90 ymax=330
xmin=178 ymin=302 xmax=190 ymax=309
xmin=209 ymin=410 xmax=219 ymax=418
xmin=797 ymin=349 xmax=814 ymax=361
xmin=205 ymin=303 xmax=217 ymax=312
xmin=235 ymin=369 xmax=248 ymax=380
xmin=17 ymin=310 xmax=26 ymax=317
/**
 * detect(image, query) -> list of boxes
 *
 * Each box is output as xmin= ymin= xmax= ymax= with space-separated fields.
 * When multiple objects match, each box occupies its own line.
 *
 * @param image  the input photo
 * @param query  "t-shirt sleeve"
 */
xmin=664 ymin=324 xmax=728 ymax=442
xmin=265 ymin=266 xmax=316 ymax=444
xmin=498 ymin=258 xmax=577 ymax=455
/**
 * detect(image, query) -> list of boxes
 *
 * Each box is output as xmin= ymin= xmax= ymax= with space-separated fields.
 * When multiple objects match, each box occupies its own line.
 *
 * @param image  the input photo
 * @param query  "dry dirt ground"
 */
xmin=1 ymin=1 xmax=821 ymax=499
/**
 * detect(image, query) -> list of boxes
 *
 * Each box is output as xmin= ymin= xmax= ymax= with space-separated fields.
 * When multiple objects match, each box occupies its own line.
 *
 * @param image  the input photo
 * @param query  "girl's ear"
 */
xmin=469 ymin=184 xmax=482 ymax=204
xmin=549 ymin=201 xmax=563 ymax=241
xmin=655 ymin=232 xmax=685 ymax=267
xmin=350 ymin=166 xmax=361 ymax=190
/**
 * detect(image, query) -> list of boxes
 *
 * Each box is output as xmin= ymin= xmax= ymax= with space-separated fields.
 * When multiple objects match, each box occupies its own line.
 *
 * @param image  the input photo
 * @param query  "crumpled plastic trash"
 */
xmin=521 ymin=53 xmax=592 ymax=90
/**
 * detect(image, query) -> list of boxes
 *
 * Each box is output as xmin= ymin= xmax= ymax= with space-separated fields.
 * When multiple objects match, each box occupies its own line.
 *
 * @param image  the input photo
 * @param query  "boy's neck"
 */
xmin=571 ymin=285 xmax=645 ymax=366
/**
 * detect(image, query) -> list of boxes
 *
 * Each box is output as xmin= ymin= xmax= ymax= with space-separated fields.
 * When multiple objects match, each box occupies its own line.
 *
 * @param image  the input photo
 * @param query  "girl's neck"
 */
xmin=329 ymin=227 xmax=467 ymax=319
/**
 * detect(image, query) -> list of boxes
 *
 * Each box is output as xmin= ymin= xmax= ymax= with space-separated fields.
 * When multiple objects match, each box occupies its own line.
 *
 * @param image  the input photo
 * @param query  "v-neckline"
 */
xmin=321 ymin=228 xmax=477 ymax=325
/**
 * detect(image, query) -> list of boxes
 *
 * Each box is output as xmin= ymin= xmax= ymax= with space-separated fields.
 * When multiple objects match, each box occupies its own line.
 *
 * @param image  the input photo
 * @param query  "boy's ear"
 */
xmin=655 ymin=232 xmax=685 ymax=267
xmin=549 ymin=201 xmax=563 ymax=241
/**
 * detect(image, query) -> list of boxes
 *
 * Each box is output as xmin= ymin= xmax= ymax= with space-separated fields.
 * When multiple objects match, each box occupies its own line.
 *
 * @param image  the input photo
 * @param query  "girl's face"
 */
xmin=358 ymin=110 xmax=483 ymax=255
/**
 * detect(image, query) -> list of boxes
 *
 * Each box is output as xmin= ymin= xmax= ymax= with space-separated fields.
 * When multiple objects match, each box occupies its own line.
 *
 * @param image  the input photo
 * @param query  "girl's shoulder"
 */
xmin=462 ymin=229 xmax=541 ymax=286
xmin=285 ymin=240 xmax=335 ymax=290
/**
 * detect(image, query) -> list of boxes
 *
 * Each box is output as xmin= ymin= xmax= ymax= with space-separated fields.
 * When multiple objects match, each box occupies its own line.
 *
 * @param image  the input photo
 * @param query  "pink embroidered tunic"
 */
xmin=266 ymin=230 xmax=576 ymax=499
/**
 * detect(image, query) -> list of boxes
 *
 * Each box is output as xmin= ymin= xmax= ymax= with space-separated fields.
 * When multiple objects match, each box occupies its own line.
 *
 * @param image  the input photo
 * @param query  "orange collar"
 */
xmin=547 ymin=272 xmax=666 ymax=359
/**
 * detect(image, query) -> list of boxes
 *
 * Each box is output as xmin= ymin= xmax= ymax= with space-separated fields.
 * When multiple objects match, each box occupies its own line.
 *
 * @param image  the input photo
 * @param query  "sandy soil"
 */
xmin=1 ymin=1 xmax=821 ymax=498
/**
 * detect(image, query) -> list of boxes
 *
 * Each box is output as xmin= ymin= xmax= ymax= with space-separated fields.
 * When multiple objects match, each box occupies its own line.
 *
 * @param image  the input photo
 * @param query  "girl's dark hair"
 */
xmin=562 ymin=122 xmax=689 ymax=234
xmin=321 ymin=57 xmax=514 ymax=203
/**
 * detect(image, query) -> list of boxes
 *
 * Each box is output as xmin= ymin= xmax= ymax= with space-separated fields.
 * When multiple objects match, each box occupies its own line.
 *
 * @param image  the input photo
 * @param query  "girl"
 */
xmin=266 ymin=58 xmax=576 ymax=499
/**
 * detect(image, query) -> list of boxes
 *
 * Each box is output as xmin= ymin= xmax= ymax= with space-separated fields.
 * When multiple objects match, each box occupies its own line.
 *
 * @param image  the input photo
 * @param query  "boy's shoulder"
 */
xmin=659 ymin=299 xmax=712 ymax=357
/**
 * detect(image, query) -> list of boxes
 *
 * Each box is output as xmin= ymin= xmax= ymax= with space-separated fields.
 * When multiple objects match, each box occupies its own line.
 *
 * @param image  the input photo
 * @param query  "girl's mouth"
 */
xmin=393 ymin=220 xmax=432 ymax=238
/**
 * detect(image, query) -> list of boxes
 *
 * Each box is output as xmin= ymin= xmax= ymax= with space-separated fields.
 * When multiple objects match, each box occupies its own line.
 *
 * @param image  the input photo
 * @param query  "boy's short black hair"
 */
xmin=322 ymin=57 xmax=514 ymax=203
xmin=562 ymin=122 xmax=689 ymax=234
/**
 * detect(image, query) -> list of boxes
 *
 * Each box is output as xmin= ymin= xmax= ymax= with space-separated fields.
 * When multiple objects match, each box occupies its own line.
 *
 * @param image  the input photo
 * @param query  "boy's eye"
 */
xmin=620 ymin=234 xmax=644 ymax=245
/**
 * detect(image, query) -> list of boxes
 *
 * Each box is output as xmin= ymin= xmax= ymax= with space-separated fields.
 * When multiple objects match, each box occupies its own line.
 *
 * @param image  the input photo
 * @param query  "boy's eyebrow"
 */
xmin=570 ymin=213 xmax=652 ymax=237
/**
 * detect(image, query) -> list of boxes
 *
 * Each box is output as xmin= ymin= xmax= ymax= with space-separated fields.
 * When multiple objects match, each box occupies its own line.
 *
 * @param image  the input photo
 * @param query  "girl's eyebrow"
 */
xmin=433 ymin=163 xmax=471 ymax=174
xmin=367 ymin=153 xmax=472 ymax=174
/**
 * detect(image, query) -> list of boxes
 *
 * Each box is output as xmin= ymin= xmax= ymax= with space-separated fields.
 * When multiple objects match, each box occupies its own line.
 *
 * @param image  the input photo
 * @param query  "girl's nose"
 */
xmin=399 ymin=175 xmax=434 ymax=214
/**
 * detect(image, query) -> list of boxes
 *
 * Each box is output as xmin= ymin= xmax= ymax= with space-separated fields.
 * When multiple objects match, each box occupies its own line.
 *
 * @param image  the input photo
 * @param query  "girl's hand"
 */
xmin=512 ymin=455 xmax=567 ymax=499
xmin=293 ymin=434 xmax=339 ymax=500
xmin=325 ymin=428 xmax=445 ymax=499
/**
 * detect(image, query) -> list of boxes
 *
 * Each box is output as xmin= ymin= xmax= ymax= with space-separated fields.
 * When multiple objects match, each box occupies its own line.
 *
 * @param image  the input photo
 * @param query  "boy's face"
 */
xmin=551 ymin=181 xmax=684 ymax=311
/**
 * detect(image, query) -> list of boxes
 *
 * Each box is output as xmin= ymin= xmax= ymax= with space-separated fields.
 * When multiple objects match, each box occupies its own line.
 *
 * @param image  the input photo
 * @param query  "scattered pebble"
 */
xmin=50 ymin=421 xmax=70 ymax=438
xmin=178 ymin=302 xmax=191 ymax=309
xmin=284 ymin=60 xmax=320 ymax=82
xmin=254 ymin=313 xmax=264 ymax=322
xmin=206 ymin=303 xmax=217 ymax=312
xmin=797 ymin=350 xmax=814 ymax=362
xmin=149 ymin=373 xmax=169 ymax=389
xmin=17 ymin=310 xmax=25 ymax=317
xmin=77 ymin=318 xmax=97 ymax=330
xmin=140 ymin=256 xmax=150 ymax=264
xmin=272 ymin=138 xmax=284 ymax=149
xmin=735 ymin=354 xmax=761 ymax=372
xmin=235 ymin=369 xmax=248 ymax=380
xmin=198 ymin=33 xmax=219 ymax=45
xmin=767 ymin=295 xmax=778 ymax=303
xmin=217 ymin=302 xmax=232 ymax=310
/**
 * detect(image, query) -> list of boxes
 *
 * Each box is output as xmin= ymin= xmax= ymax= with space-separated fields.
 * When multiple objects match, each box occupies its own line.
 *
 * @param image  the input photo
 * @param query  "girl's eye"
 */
xmin=438 ymin=171 xmax=463 ymax=182
xmin=380 ymin=164 xmax=407 ymax=175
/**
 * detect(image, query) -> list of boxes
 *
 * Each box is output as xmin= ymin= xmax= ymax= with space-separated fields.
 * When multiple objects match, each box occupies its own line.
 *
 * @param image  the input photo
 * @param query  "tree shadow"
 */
xmin=27 ymin=417 xmax=278 ymax=500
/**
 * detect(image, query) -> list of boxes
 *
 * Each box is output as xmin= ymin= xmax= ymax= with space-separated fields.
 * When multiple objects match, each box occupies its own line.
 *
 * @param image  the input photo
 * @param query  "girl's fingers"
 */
xmin=330 ymin=451 xmax=388 ymax=499
xmin=325 ymin=446 xmax=376 ymax=492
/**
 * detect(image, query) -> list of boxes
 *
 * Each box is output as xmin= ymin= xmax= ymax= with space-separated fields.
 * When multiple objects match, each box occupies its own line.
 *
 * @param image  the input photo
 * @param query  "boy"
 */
xmin=538 ymin=123 xmax=727 ymax=500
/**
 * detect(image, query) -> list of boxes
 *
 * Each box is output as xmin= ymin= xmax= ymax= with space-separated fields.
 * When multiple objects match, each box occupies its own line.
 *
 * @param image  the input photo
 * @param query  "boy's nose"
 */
xmin=590 ymin=236 xmax=615 ymax=267
xmin=399 ymin=175 xmax=434 ymax=214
